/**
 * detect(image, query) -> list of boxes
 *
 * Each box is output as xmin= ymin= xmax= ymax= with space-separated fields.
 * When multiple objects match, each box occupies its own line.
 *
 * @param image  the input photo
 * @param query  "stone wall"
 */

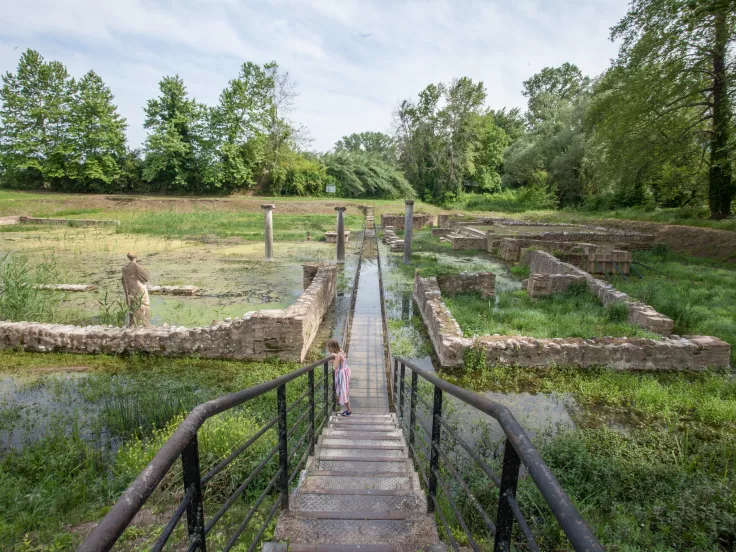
xmin=527 ymin=273 xmax=586 ymax=298
xmin=437 ymin=272 xmax=495 ymax=299
xmin=527 ymin=251 xmax=673 ymax=335
xmin=413 ymin=273 xmax=731 ymax=370
xmin=380 ymin=213 xmax=434 ymax=230
xmin=0 ymin=265 xmax=337 ymax=363
xmin=451 ymin=236 xmax=488 ymax=251
xmin=19 ymin=216 xmax=120 ymax=227
xmin=498 ymin=238 xmax=522 ymax=261
xmin=431 ymin=228 xmax=455 ymax=238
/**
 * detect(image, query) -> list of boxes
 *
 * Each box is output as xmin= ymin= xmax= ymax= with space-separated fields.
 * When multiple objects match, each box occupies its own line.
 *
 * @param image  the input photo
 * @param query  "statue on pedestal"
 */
xmin=122 ymin=251 xmax=151 ymax=327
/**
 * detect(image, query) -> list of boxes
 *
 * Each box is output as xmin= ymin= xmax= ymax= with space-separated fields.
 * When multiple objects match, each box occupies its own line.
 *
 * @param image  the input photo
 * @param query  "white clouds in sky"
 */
xmin=0 ymin=0 xmax=628 ymax=151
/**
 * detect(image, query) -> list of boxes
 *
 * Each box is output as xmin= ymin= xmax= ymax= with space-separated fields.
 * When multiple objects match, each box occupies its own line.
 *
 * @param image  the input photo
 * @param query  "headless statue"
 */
xmin=122 ymin=251 xmax=151 ymax=327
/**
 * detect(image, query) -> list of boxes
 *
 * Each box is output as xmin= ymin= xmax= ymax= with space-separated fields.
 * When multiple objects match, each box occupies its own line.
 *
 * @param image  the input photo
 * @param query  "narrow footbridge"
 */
xmin=79 ymin=213 xmax=602 ymax=552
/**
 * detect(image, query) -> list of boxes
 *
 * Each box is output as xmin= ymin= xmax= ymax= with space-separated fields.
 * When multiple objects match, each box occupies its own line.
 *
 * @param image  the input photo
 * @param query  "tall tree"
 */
xmin=0 ymin=49 xmax=76 ymax=188
xmin=142 ymin=76 xmax=206 ymax=191
xmin=612 ymin=0 xmax=736 ymax=218
xmin=334 ymin=131 xmax=396 ymax=163
xmin=68 ymin=71 xmax=127 ymax=190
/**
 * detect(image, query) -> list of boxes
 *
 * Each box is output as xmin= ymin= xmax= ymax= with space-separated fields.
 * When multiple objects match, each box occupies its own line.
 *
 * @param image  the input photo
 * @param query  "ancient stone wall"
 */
xmin=380 ymin=213 xmax=434 ymax=230
xmin=431 ymin=228 xmax=455 ymax=238
xmin=527 ymin=273 xmax=586 ymax=298
xmin=498 ymin=238 xmax=522 ymax=261
xmin=527 ymin=251 xmax=673 ymax=335
xmin=451 ymin=236 xmax=488 ymax=250
xmin=0 ymin=265 xmax=337 ymax=363
xmin=437 ymin=272 xmax=495 ymax=299
xmin=413 ymin=273 xmax=731 ymax=370
xmin=19 ymin=216 xmax=120 ymax=227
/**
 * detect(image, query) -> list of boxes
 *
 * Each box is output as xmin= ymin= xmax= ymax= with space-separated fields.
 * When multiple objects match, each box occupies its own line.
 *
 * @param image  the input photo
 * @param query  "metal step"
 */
xmin=293 ymin=492 xmax=423 ymax=513
xmin=319 ymin=437 xmax=405 ymax=447
xmin=327 ymin=424 xmax=398 ymax=432
xmin=264 ymin=544 xmax=447 ymax=552
xmin=317 ymin=459 xmax=411 ymax=472
xmin=273 ymin=513 xmax=441 ymax=546
xmin=318 ymin=448 xmax=407 ymax=459
xmin=299 ymin=474 xmax=418 ymax=492
xmin=322 ymin=429 xmax=403 ymax=439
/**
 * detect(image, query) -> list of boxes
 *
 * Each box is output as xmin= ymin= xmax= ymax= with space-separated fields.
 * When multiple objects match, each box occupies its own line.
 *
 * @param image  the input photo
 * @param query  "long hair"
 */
xmin=326 ymin=338 xmax=342 ymax=355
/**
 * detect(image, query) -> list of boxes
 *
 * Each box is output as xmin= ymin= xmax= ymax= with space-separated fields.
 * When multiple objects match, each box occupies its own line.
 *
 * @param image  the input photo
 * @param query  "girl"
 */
xmin=327 ymin=338 xmax=351 ymax=416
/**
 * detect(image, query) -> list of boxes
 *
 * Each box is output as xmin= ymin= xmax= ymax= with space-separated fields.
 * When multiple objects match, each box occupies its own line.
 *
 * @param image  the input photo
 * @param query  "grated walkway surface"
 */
xmin=346 ymin=221 xmax=389 ymax=413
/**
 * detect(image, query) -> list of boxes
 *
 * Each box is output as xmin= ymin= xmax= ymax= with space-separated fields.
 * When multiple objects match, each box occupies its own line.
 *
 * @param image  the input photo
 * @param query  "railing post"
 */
xmin=393 ymin=358 xmax=399 ymax=405
xmin=308 ymin=369 xmax=315 ymax=455
xmin=277 ymin=384 xmax=289 ymax=510
xmin=181 ymin=435 xmax=207 ymax=552
xmin=332 ymin=367 xmax=337 ymax=411
xmin=427 ymin=386 xmax=443 ymax=513
xmin=399 ymin=363 xmax=406 ymax=422
xmin=409 ymin=371 xmax=417 ymax=458
xmin=323 ymin=361 xmax=329 ymax=421
xmin=494 ymin=440 xmax=522 ymax=552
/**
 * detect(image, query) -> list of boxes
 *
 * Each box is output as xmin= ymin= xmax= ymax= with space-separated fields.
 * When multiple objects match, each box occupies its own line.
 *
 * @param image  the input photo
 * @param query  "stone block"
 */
xmin=498 ymin=238 xmax=521 ymax=262
xmin=437 ymin=272 xmax=495 ymax=299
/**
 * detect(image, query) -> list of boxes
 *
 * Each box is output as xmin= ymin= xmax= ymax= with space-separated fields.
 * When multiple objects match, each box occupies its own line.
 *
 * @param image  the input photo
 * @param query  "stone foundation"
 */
xmin=437 ymin=272 xmax=495 ymax=299
xmin=324 ymin=231 xmax=350 ymax=243
xmin=147 ymin=285 xmax=201 ymax=296
xmin=413 ymin=273 xmax=731 ymax=370
xmin=498 ymin=238 xmax=522 ymax=261
xmin=19 ymin=216 xmax=120 ymax=227
xmin=451 ymin=236 xmax=488 ymax=251
xmin=0 ymin=265 xmax=337 ymax=363
xmin=527 ymin=251 xmax=673 ymax=335
xmin=380 ymin=213 xmax=434 ymax=230
xmin=527 ymin=273 xmax=586 ymax=298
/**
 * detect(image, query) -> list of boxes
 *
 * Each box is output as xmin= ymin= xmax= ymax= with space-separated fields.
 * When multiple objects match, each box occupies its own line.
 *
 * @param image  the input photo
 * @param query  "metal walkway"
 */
xmin=344 ymin=220 xmax=389 ymax=413
xmin=267 ymin=210 xmax=444 ymax=551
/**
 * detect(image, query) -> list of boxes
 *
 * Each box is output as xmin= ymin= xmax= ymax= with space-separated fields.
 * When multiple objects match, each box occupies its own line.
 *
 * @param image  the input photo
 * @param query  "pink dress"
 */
xmin=334 ymin=352 xmax=351 ymax=406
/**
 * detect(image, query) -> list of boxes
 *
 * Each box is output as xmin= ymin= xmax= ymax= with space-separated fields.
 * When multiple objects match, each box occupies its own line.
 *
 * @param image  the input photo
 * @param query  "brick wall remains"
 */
xmin=413 ymin=273 xmax=730 ymax=370
xmin=527 ymin=251 xmax=673 ymax=335
xmin=19 ymin=216 xmax=120 ymax=227
xmin=527 ymin=273 xmax=586 ymax=298
xmin=451 ymin=236 xmax=488 ymax=250
xmin=437 ymin=272 xmax=495 ymax=299
xmin=0 ymin=265 xmax=337 ymax=363
xmin=498 ymin=238 xmax=521 ymax=261
xmin=380 ymin=213 xmax=435 ymax=230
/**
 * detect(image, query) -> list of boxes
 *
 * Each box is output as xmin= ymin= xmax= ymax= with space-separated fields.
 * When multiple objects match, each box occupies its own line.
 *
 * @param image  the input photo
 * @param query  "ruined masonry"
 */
xmin=0 ymin=265 xmax=337 ymax=362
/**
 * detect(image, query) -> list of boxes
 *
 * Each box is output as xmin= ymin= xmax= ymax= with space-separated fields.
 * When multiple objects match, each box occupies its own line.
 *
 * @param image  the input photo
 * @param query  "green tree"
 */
xmin=142 ymin=76 xmax=206 ymax=192
xmin=395 ymin=77 xmax=501 ymax=203
xmin=612 ymin=0 xmax=736 ymax=218
xmin=334 ymin=131 xmax=396 ymax=163
xmin=503 ymin=64 xmax=590 ymax=206
xmin=490 ymin=107 xmax=526 ymax=143
xmin=68 ymin=71 xmax=127 ymax=191
xmin=0 ymin=49 xmax=76 ymax=188
xmin=324 ymin=152 xmax=414 ymax=198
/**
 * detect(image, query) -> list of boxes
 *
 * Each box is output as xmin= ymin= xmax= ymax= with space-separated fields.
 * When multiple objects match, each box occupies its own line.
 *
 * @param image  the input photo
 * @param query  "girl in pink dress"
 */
xmin=327 ymin=338 xmax=351 ymax=416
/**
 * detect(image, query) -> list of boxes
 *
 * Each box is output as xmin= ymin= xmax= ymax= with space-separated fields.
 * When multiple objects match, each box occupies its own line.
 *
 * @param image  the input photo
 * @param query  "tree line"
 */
xmin=1 ymin=0 xmax=734 ymax=217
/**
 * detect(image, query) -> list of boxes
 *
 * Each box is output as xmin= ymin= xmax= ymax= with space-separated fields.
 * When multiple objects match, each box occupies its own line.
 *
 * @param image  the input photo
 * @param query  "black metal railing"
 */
xmin=391 ymin=357 xmax=603 ymax=552
xmin=79 ymin=355 xmax=336 ymax=552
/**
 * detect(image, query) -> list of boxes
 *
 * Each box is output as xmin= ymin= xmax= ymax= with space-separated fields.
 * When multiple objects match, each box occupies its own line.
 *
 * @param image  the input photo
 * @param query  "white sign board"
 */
xmin=326 ymin=185 xmax=336 ymax=194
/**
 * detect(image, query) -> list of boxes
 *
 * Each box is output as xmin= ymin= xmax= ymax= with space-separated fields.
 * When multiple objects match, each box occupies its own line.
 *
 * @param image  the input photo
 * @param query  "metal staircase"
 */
xmin=266 ymin=413 xmax=444 ymax=551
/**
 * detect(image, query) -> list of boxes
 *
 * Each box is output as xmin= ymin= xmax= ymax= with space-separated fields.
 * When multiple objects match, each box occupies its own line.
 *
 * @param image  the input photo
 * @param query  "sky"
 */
xmin=0 ymin=0 xmax=629 ymax=152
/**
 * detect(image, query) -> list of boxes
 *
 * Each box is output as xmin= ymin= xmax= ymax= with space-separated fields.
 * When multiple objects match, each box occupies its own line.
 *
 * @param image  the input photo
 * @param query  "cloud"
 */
xmin=0 ymin=0 xmax=629 ymax=151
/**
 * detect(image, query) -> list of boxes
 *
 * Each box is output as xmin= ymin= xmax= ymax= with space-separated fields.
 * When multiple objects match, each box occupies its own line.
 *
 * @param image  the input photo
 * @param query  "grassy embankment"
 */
xmin=0 ymin=352 xmax=325 ymax=550
xmin=450 ymin=190 xmax=736 ymax=232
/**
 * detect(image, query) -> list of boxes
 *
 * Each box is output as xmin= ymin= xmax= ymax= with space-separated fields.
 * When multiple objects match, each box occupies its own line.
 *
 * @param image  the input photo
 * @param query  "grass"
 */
xmin=0 ymin=352 xmax=321 ymax=550
xmin=439 ymin=363 xmax=736 ymax=551
xmin=611 ymin=246 xmax=736 ymax=364
xmin=445 ymin=283 xmax=659 ymax=339
xmin=121 ymin=210 xmax=365 ymax=240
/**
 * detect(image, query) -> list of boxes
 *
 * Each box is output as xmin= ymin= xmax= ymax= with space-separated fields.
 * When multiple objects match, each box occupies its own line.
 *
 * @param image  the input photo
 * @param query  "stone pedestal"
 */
xmin=335 ymin=207 xmax=346 ymax=263
xmin=262 ymin=204 xmax=275 ymax=260
xmin=403 ymin=200 xmax=414 ymax=265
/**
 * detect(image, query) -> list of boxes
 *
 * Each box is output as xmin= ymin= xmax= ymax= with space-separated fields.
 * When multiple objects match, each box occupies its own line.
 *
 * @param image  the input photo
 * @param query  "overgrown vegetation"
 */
xmin=440 ymin=363 xmax=736 ymax=551
xmin=445 ymin=283 xmax=657 ymax=339
xmin=0 ymin=352 xmax=315 ymax=549
xmin=611 ymin=246 xmax=736 ymax=364
xmin=0 ymin=253 xmax=62 ymax=322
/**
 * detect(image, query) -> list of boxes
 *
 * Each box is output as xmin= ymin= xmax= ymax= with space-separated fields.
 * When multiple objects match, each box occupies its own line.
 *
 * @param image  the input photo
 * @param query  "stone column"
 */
xmin=403 ymin=200 xmax=414 ymax=264
xmin=262 ymin=204 xmax=275 ymax=260
xmin=335 ymin=206 xmax=347 ymax=263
